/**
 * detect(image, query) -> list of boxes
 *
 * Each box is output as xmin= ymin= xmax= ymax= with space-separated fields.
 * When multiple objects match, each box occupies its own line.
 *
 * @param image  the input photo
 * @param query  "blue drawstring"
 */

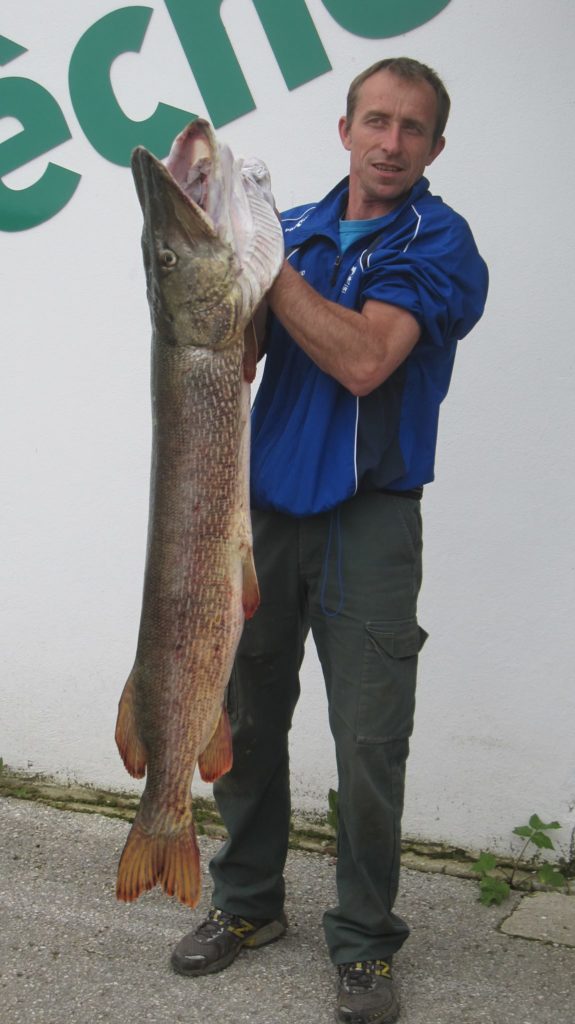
xmin=320 ymin=507 xmax=345 ymax=617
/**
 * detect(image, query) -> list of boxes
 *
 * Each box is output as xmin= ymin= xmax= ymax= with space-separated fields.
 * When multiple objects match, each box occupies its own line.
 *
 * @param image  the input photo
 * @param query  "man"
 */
xmin=171 ymin=57 xmax=488 ymax=1024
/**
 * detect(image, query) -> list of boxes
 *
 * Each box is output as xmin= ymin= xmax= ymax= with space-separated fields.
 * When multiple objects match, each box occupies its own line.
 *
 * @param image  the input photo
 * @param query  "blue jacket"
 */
xmin=250 ymin=175 xmax=488 ymax=516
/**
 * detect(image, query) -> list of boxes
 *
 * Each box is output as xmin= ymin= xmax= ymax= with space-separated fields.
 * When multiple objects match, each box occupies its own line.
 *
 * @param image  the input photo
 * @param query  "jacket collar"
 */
xmin=283 ymin=175 xmax=431 ymax=247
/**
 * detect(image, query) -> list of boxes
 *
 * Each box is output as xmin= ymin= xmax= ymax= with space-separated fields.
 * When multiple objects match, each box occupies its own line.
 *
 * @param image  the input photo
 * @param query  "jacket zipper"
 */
xmin=330 ymin=252 xmax=343 ymax=287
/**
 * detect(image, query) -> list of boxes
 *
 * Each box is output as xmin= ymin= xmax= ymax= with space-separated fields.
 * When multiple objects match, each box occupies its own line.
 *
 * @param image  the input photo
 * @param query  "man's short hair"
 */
xmin=346 ymin=57 xmax=451 ymax=145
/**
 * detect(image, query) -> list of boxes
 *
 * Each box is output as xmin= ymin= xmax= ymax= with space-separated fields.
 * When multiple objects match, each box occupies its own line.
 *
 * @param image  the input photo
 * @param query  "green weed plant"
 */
xmin=471 ymin=814 xmax=569 ymax=906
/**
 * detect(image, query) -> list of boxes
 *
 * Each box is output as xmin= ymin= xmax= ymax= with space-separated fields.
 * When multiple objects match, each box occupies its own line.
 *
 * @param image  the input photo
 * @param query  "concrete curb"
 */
xmin=0 ymin=767 xmax=572 ymax=893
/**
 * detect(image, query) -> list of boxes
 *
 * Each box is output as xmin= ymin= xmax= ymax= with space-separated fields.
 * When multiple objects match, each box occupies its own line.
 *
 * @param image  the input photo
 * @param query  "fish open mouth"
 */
xmin=131 ymin=119 xmax=284 ymax=323
xmin=131 ymin=119 xmax=231 ymax=246
xmin=178 ymin=156 xmax=211 ymax=210
xmin=162 ymin=119 xmax=224 ymax=233
xmin=131 ymin=118 xmax=277 ymax=267
xmin=167 ymin=119 xmax=281 ymax=270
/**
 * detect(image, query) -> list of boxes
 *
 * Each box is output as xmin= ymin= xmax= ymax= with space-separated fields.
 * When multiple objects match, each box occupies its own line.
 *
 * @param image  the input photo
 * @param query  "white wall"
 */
xmin=2 ymin=0 xmax=574 ymax=861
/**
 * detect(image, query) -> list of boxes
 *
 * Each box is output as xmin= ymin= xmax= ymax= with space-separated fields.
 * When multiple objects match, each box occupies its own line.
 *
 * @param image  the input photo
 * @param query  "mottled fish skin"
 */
xmin=114 ymin=121 xmax=283 ymax=907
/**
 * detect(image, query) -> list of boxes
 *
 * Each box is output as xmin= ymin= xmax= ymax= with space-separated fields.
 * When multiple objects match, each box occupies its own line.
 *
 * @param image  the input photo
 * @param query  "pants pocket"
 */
xmin=356 ymin=619 xmax=428 ymax=743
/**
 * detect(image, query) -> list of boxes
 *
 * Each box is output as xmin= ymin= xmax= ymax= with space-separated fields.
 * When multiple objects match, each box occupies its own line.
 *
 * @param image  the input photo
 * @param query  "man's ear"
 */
xmin=427 ymin=135 xmax=446 ymax=166
xmin=338 ymin=115 xmax=352 ymax=152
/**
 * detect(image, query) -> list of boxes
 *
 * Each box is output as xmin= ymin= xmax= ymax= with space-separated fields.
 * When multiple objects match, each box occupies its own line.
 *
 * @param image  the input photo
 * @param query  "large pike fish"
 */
xmin=114 ymin=120 xmax=283 ymax=907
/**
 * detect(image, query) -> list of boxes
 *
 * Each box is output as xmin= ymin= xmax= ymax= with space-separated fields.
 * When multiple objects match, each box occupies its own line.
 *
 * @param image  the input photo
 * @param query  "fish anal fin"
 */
xmin=115 ymin=670 xmax=147 ymax=779
xmin=116 ymin=819 xmax=201 ymax=908
xmin=198 ymin=707 xmax=233 ymax=782
xmin=242 ymin=547 xmax=260 ymax=619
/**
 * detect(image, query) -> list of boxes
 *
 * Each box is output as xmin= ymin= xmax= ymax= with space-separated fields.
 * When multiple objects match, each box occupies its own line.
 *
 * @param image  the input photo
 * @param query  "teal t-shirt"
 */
xmin=339 ymin=214 xmax=389 ymax=253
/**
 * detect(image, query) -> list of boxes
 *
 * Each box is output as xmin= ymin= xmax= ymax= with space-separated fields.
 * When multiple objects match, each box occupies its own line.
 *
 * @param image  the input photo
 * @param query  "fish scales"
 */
xmin=114 ymin=120 xmax=283 ymax=907
xmin=136 ymin=346 xmax=245 ymax=769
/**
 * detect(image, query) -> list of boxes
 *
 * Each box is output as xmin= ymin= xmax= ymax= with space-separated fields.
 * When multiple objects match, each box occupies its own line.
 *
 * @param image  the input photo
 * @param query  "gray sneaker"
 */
xmin=336 ymin=959 xmax=399 ymax=1024
xmin=171 ymin=907 xmax=288 ymax=977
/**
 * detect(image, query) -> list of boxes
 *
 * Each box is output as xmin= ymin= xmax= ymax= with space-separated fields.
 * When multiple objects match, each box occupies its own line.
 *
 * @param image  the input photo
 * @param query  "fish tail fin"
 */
xmin=198 ymin=706 xmax=233 ymax=782
xmin=115 ymin=669 xmax=147 ymax=778
xmin=116 ymin=818 xmax=201 ymax=908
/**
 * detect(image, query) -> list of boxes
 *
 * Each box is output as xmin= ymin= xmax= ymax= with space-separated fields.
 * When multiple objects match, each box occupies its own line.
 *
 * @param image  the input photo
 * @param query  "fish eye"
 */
xmin=159 ymin=248 xmax=177 ymax=268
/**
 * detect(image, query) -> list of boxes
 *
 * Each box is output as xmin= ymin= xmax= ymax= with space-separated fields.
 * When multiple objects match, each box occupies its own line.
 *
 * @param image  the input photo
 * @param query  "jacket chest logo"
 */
xmin=340 ymin=264 xmax=358 ymax=295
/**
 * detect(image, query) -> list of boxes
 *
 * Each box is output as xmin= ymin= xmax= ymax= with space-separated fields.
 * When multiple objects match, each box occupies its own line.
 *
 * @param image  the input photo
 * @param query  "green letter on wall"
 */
xmin=0 ymin=77 xmax=81 ymax=232
xmin=0 ymin=35 xmax=28 ymax=66
xmin=319 ymin=0 xmax=452 ymax=38
xmin=69 ymin=6 xmax=197 ymax=166
xmin=251 ymin=0 xmax=331 ymax=90
xmin=165 ymin=0 xmax=331 ymax=125
xmin=164 ymin=0 xmax=256 ymax=127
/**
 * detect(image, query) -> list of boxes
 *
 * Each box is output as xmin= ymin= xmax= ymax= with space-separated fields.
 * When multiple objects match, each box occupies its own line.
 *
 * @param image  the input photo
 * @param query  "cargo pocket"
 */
xmin=356 ymin=619 xmax=428 ymax=743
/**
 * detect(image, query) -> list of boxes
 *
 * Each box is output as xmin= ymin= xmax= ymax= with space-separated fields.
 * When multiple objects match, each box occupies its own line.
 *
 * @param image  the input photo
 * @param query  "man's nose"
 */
xmin=382 ymin=123 xmax=401 ymax=152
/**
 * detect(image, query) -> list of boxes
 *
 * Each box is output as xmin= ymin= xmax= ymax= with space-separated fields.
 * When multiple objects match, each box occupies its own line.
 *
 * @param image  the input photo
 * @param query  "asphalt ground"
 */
xmin=1 ymin=797 xmax=574 ymax=1024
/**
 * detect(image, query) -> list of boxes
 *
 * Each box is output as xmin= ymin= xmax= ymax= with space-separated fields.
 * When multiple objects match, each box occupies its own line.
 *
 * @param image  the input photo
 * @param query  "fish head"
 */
xmin=131 ymin=119 xmax=284 ymax=350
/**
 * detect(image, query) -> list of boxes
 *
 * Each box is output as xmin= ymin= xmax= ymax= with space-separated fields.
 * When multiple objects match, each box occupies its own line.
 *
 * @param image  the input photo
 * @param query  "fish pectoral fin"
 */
xmin=242 ymin=547 xmax=260 ymax=620
xmin=115 ymin=669 xmax=147 ymax=779
xmin=198 ymin=707 xmax=233 ymax=782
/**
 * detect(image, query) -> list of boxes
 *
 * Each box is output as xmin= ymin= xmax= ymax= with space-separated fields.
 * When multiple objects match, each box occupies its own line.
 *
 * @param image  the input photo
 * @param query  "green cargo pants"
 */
xmin=210 ymin=491 xmax=427 ymax=964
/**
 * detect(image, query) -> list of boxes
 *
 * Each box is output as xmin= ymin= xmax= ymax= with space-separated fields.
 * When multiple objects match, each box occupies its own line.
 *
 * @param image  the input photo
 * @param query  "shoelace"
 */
xmin=195 ymin=916 xmax=225 ymax=941
xmin=197 ymin=909 xmax=254 ymax=942
xmin=340 ymin=960 xmax=392 ymax=992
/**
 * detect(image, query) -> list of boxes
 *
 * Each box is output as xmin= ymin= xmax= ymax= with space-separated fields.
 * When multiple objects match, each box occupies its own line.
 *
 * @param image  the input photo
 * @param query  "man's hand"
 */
xmin=267 ymin=260 xmax=420 ymax=396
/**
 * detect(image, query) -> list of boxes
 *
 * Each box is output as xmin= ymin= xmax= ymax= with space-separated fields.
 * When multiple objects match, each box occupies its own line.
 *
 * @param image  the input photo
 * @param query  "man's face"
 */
xmin=339 ymin=69 xmax=445 ymax=219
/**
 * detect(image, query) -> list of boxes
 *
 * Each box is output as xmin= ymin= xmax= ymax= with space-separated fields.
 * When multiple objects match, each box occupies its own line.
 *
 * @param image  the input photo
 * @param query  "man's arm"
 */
xmin=267 ymin=260 xmax=421 ymax=397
